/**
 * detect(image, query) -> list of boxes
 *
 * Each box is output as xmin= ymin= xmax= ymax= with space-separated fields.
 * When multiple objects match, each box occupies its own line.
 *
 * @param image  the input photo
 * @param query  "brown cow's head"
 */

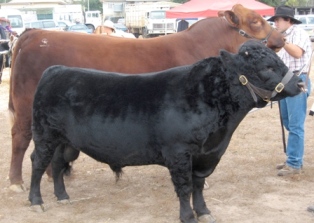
xmin=220 ymin=4 xmax=284 ymax=52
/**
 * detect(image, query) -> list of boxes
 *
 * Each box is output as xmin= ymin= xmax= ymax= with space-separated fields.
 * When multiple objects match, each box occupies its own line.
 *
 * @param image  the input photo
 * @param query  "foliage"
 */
xmin=284 ymin=0 xmax=309 ymax=7
xmin=83 ymin=0 xmax=102 ymax=11
xmin=171 ymin=0 xmax=313 ymax=7
xmin=172 ymin=0 xmax=189 ymax=3
xmin=258 ymin=0 xmax=311 ymax=7
xmin=259 ymin=0 xmax=283 ymax=7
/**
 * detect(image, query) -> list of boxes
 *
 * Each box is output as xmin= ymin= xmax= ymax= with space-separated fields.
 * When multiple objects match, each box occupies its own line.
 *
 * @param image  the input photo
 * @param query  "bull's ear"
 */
xmin=220 ymin=50 xmax=236 ymax=67
xmin=224 ymin=10 xmax=240 ymax=28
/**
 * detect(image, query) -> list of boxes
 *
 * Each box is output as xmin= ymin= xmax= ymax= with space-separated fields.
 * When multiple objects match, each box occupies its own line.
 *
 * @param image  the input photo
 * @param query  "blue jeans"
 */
xmin=279 ymin=74 xmax=311 ymax=169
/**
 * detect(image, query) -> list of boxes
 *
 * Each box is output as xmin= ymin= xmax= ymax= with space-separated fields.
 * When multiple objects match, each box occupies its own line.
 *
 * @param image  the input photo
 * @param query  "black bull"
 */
xmin=29 ymin=41 xmax=303 ymax=223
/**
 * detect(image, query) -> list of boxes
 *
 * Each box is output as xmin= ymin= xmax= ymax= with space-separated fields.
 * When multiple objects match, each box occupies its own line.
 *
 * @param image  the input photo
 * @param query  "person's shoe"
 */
xmin=277 ymin=165 xmax=301 ymax=176
xmin=307 ymin=205 xmax=314 ymax=212
xmin=276 ymin=162 xmax=286 ymax=170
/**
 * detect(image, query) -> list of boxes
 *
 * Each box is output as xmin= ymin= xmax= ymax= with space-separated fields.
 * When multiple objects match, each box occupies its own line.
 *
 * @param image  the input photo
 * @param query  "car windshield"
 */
xmin=8 ymin=15 xmax=23 ymax=28
xmin=71 ymin=25 xmax=86 ymax=30
xmin=150 ymin=11 xmax=165 ymax=19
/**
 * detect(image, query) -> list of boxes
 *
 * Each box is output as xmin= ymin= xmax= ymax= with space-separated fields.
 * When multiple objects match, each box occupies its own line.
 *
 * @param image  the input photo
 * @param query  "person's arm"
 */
xmin=283 ymin=41 xmax=304 ymax=59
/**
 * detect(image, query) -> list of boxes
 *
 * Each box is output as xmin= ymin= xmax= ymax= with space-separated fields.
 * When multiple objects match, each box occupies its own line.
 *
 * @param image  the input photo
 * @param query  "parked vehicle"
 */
xmin=65 ymin=24 xmax=92 ymax=33
xmin=84 ymin=10 xmax=102 ymax=32
xmin=294 ymin=15 xmax=314 ymax=41
xmin=114 ymin=23 xmax=128 ymax=32
xmin=25 ymin=20 xmax=63 ymax=31
xmin=295 ymin=14 xmax=314 ymax=32
xmin=306 ymin=29 xmax=314 ymax=42
xmin=117 ymin=18 xmax=125 ymax=25
xmin=125 ymin=1 xmax=181 ymax=38
xmin=57 ymin=20 xmax=74 ymax=30
xmin=0 ymin=8 xmax=25 ymax=36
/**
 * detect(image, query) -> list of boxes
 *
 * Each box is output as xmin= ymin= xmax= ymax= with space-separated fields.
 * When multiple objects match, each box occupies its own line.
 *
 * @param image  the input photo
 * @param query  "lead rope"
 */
xmin=278 ymin=102 xmax=287 ymax=153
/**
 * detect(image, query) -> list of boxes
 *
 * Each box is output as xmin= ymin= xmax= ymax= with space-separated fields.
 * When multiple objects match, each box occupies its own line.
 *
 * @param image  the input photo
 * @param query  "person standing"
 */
xmin=267 ymin=5 xmax=312 ymax=176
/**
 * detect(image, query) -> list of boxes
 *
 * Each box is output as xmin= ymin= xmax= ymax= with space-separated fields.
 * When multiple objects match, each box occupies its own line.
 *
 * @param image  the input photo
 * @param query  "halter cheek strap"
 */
xmin=238 ymin=27 xmax=274 ymax=45
xmin=239 ymin=70 xmax=295 ymax=103
xmin=223 ymin=16 xmax=274 ymax=45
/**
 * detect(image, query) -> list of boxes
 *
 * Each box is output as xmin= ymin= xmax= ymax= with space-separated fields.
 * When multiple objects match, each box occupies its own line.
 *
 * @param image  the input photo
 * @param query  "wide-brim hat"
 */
xmin=103 ymin=20 xmax=115 ymax=30
xmin=267 ymin=5 xmax=302 ymax=24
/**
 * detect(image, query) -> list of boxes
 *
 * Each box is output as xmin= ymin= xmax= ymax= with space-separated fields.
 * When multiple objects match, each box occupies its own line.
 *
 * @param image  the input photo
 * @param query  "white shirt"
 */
xmin=277 ymin=25 xmax=312 ymax=73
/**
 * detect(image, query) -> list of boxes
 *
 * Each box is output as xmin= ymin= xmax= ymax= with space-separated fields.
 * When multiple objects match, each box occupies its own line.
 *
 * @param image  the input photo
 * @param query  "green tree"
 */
xmin=284 ymin=0 xmax=308 ymax=7
xmin=171 ymin=0 xmax=311 ymax=7
xmin=172 ymin=0 xmax=189 ymax=3
xmin=83 ymin=0 xmax=102 ymax=11
xmin=259 ymin=0 xmax=310 ymax=7
xmin=259 ymin=0 xmax=283 ymax=7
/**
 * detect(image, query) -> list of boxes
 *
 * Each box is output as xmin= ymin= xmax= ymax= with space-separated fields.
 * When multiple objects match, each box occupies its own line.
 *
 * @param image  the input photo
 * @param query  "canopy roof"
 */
xmin=166 ymin=0 xmax=274 ymax=18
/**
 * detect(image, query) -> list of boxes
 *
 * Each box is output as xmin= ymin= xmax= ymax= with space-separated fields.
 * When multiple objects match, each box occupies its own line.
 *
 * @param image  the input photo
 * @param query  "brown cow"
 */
xmin=8 ymin=4 xmax=284 ymax=192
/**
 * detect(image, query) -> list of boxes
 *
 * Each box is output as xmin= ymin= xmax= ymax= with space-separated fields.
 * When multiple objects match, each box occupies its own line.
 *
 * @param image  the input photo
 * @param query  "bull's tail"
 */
xmin=8 ymin=32 xmax=20 ymax=128
xmin=8 ymin=54 xmax=15 ymax=129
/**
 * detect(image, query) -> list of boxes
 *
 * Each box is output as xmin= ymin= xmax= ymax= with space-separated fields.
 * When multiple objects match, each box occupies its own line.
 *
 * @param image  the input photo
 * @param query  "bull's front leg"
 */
xmin=164 ymin=147 xmax=196 ymax=223
xmin=191 ymin=154 xmax=221 ymax=223
xmin=192 ymin=176 xmax=216 ymax=223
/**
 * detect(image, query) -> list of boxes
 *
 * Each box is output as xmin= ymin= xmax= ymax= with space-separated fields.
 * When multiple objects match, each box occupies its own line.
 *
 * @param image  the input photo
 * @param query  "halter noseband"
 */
xmin=238 ymin=70 xmax=295 ymax=103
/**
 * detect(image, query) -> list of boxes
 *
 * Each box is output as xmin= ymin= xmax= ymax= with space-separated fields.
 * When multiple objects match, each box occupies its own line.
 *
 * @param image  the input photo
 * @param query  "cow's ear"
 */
xmin=219 ymin=50 xmax=236 ymax=67
xmin=224 ymin=10 xmax=240 ymax=28
xmin=218 ymin=11 xmax=225 ymax=17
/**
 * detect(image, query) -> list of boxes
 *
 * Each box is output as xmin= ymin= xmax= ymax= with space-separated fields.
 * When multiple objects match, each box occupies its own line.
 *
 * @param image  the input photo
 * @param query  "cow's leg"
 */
xmin=164 ymin=148 xmax=196 ymax=223
xmin=29 ymin=142 xmax=56 ymax=209
xmin=9 ymin=117 xmax=32 ymax=192
xmin=51 ymin=145 xmax=70 ymax=202
xmin=10 ymin=116 xmax=53 ymax=192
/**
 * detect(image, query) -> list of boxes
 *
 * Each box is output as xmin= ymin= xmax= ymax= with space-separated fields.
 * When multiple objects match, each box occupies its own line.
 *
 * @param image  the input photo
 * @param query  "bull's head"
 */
xmin=220 ymin=4 xmax=285 ymax=52
xmin=219 ymin=40 xmax=303 ymax=107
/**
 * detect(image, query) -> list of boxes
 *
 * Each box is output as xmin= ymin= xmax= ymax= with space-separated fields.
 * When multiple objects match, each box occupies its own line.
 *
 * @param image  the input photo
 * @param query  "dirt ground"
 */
xmin=0 ymin=64 xmax=314 ymax=223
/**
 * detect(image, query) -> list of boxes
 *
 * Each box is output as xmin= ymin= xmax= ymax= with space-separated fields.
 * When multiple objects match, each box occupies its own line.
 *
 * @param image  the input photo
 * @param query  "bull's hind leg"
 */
xmin=52 ymin=145 xmax=79 ymax=202
xmin=29 ymin=142 xmax=56 ymax=209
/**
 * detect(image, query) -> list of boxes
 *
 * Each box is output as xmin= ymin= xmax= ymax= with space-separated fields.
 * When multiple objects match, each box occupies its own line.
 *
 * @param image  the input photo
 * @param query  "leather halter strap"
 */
xmin=239 ymin=70 xmax=295 ymax=103
xmin=238 ymin=27 xmax=274 ymax=45
xmin=223 ymin=16 xmax=274 ymax=44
